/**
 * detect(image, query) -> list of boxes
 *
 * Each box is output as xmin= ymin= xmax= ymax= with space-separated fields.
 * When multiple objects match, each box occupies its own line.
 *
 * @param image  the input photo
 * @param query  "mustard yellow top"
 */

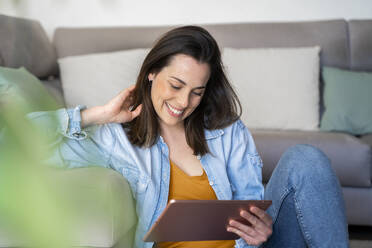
xmin=156 ymin=160 xmax=235 ymax=248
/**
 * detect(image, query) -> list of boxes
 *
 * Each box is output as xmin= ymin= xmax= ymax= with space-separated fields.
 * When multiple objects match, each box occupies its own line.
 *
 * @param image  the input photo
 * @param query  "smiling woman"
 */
xmin=121 ymin=26 xmax=241 ymax=156
xmin=28 ymin=25 xmax=349 ymax=248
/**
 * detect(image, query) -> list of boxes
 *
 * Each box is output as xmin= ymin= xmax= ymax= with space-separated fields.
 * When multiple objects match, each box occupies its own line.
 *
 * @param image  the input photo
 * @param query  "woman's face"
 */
xmin=148 ymin=54 xmax=210 ymax=129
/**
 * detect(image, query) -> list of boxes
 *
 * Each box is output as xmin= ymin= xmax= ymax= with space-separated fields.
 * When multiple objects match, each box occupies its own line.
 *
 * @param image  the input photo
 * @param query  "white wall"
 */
xmin=1 ymin=0 xmax=372 ymax=38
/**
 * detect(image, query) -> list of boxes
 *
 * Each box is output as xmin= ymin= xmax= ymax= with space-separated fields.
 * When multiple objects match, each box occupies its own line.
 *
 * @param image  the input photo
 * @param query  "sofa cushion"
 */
xmin=0 ymin=66 xmax=60 ymax=113
xmin=251 ymin=129 xmax=372 ymax=187
xmin=223 ymin=47 xmax=320 ymax=131
xmin=40 ymin=78 xmax=65 ymax=107
xmin=48 ymin=167 xmax=137 ymax=248
xmin=0 ymin=167 xmax=137 ymax=248
xmin=320 ymin=67 xmax=372 ymax=135
xmin=343 ymin=187 xmax=372 ymax=226
xmin=58 ymin=49 xmax=149 ymax=107
xmin=0 ymin=14 xmax=58 ymax=78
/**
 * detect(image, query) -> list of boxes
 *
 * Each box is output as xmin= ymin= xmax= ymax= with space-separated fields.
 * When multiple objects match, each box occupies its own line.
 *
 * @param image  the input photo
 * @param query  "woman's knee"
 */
xmin=278 ymin=144 xmax=334 ymax=178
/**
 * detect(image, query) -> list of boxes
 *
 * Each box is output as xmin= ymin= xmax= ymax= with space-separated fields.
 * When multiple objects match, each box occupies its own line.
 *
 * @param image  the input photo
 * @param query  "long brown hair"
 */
xmin=123 ymin=25 xmax=241 ymax=156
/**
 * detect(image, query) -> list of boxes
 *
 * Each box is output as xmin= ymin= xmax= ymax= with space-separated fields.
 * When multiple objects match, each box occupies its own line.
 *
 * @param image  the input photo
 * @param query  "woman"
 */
xmin=30 ymin=26 xmax=349 ymax=248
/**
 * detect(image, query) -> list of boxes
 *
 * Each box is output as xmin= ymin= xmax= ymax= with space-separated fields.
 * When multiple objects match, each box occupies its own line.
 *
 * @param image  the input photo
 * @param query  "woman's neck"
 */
xmin=160 ymin=122 xmax=185 ymax=144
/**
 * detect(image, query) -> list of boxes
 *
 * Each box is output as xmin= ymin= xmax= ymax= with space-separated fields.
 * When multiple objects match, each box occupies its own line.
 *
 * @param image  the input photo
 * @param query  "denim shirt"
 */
xmin=27 ymin=108 xmax=264 ymax=248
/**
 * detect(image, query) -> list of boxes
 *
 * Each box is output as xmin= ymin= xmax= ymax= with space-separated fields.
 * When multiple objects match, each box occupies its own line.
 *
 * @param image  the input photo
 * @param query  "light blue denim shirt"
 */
xmin=27 ymin=108 xmax=264 ymax=248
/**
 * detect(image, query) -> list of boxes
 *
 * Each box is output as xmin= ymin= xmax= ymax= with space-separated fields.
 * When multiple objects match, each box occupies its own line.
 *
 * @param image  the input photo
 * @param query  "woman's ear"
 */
xmin=148 ymin=72 xmax=156 ymax=82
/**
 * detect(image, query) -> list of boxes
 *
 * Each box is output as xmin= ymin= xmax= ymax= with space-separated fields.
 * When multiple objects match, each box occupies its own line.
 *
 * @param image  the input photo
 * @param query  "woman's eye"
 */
xmin=193 ymin=92 xmax=203 ymax=96
xmin=170 ymin=84 xmax=181 ymax=90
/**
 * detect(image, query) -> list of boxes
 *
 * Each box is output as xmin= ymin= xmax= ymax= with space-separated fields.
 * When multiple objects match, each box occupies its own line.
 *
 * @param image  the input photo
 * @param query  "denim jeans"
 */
xmin=262 ymin=144 xmax=349 ymax=248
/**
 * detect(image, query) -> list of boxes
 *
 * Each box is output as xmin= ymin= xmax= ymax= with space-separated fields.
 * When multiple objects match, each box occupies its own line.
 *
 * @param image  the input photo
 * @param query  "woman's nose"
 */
xmin=177 ymin=91 xmax=190 ymax=108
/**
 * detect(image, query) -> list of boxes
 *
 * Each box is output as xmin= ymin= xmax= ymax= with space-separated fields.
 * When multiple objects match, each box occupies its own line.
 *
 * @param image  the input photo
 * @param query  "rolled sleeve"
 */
xmin=65 ymin=106 xmax=87 ymax=140
xmin=26 ymin=107 xmax=88 ymax=142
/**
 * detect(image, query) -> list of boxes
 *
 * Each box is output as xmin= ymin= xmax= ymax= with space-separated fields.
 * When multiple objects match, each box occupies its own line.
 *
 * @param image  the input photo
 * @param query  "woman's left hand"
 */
xmin=227 ymin=206 xmax=273 ymax=246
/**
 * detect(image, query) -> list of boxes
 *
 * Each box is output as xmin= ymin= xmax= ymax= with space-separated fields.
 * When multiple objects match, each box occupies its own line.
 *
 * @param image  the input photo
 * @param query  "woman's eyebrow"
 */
xmin=170 ymin=76 xmax=206 ymax=89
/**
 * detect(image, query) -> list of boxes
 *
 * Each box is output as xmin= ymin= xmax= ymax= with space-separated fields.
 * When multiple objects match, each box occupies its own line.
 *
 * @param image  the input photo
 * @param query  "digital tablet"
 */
xmin=143 ymin=199 xmax=272 ymax=242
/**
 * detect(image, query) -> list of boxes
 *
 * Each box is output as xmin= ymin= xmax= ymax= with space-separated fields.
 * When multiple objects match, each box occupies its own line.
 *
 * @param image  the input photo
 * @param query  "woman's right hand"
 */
xmin=81 ymin=85 xmax=142 ymax=127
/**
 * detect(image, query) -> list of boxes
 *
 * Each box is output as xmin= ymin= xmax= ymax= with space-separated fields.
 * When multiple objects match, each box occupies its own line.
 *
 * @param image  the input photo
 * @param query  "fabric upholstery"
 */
xmin=0 ymin=14 xmax=58 ymax=78
xmin=251 ymin=129 xmax=372 ymax=187
xmin=58 ymin=49 xmax=149 ymax=107
xmin=0 ymin=167 xmax=137 ymax=248
xmin=349 ymin=20 xmax=372 ymax=71
xmin=223 ymin=46 xmax=320 ymax=131
xmin=320 ymin=67 xmax=372 ymax=135
xmin=343 ymin=187 xmax=372 ymax=226
xmin=0 ymin=66 xmax=60 ymax=113
xmin=53 ymin=20 xmax=349 ymax=68
xmin=41 ymin=78 xmax=65 ymax=107
xmin=361 ymin=134 xmax=372 ymax=149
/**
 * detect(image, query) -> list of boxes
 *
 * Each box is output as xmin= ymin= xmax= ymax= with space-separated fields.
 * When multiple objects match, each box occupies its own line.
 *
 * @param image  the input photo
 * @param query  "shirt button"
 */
xmin=209 ymin=181 xmax=214 ymax=186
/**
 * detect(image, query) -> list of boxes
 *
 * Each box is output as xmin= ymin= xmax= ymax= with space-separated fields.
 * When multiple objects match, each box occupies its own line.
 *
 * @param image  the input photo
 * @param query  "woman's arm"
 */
xmin=225 ymin=120 xmax=272 ymax=247
xmin=26 ymin=86 xmax=142 ymax=169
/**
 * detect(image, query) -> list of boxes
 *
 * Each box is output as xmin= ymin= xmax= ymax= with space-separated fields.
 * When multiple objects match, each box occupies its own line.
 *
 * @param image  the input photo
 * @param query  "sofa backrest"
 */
xmin=2 ymin=14 xmax=372 ymax=78
xmin=54 ymin=20 xmax=350 ymax=70
xmin=348 ymin=20 xmax=372 ymax=71
xmin=0 ymin=14 xmax=58 ymax=78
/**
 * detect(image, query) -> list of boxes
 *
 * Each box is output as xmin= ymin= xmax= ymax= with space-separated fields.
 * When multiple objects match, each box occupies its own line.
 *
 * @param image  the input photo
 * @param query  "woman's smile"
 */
xmin=165 ymin=102 xmax=184 ymax=117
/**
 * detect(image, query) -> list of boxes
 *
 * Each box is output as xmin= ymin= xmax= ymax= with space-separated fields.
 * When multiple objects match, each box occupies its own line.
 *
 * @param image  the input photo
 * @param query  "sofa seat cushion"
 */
xmin=251 ymin=130 xmax=372 ymax=187
xmin=361 ymin=134 xmax=372 ymax=149
xmin=0 ymin=167 xmax=137 ymax=248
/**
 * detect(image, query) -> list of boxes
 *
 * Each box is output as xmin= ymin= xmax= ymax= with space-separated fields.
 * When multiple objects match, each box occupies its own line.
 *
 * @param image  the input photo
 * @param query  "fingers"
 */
xmin=250 ymin=206 xmax=273 ymax=227
xmin=240 ymin=209 xmax=272 ymax=237
xmin=130 ymin=104 xmax=142 ymax=119
xmin=228 ymin=219 xmax=260 ymax=238
xmin=227 ymin=225 xmax=263 ymax=246
xmin=226 ymin=208 xmax=273 ymax=246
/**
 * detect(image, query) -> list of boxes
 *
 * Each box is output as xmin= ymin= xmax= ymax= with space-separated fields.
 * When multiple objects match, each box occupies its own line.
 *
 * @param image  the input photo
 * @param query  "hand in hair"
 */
xmin=81 ymin=85 xmax=142 ymax=127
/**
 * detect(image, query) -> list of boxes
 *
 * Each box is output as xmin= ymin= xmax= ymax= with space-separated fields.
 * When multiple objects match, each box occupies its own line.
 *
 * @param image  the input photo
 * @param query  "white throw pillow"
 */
xmin=222 ymin=47 xmax=320 ymax=130
xmin=58 ymin=49 xmax=150 ymax=108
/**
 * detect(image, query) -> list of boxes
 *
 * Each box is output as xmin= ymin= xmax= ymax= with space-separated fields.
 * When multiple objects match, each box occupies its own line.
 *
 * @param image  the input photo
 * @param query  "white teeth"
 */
xmin=167 ymin=103 xmax=183 ymax=115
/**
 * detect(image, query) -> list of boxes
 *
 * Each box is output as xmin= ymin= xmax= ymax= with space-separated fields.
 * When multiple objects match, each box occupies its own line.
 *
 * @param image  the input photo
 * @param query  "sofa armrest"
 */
xmin=0 ymin=167 xmax=137 ymax=248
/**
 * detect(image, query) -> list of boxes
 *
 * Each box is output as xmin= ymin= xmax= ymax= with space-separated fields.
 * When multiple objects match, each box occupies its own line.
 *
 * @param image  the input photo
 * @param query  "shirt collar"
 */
xmin=157 ymin=128 xmax=224 ymax=145
xmin=204 ymin=129 xmax=224 ymax=140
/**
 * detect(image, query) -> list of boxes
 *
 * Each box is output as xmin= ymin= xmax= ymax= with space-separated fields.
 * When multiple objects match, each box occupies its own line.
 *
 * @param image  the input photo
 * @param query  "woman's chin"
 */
xmin=159 ymin=115 xmax=184 ymax=128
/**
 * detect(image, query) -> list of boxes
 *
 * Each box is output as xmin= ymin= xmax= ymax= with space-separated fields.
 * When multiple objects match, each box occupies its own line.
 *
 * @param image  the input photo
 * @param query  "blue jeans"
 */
xmin=262 ymin=144 xmax=349 ymax=248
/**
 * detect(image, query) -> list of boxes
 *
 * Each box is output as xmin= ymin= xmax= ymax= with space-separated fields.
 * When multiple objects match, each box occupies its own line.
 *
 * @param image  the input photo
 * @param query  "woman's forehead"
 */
xmin=163 ymin=54 xmax=210 ymax=86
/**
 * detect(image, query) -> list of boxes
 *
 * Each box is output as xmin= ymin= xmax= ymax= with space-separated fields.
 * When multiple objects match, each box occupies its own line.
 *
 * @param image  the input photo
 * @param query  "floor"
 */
xmin=349 ymin=226 xmax=372 ymax=248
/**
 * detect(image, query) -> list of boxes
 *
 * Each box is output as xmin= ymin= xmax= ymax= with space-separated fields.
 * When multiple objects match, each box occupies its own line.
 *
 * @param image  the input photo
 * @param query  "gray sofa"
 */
xmin=1 ymin=14 xmax=372 ymax=247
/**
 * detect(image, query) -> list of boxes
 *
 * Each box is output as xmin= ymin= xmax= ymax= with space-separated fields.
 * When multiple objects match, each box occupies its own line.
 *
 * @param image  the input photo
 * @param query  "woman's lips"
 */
xmin=166 ymin=102 xmax=184 ymax=117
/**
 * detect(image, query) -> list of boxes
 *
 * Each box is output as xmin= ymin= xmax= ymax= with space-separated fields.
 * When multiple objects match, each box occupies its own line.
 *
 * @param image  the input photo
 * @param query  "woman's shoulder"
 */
xmin=205 ymin=119 xmax=250 ymax=138
xmin=206 ymin=119 xmax=258 ymax=154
